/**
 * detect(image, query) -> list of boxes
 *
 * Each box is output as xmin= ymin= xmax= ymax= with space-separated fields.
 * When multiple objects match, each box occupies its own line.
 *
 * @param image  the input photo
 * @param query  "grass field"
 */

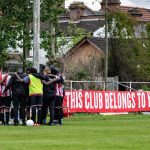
xmin=0 ymin=114 xmax=150 ymax=150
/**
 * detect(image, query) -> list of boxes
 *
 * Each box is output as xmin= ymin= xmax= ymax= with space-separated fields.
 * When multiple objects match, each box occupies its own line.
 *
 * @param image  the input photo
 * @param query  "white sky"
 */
xmin=65 ymin=0 xmax=150 ymax=11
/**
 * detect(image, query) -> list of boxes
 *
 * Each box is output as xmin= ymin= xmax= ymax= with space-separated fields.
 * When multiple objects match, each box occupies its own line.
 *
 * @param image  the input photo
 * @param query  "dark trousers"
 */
xmin=40 ymin=95 xmax=48 ymax=124
xmin=41 ymin=94 xmax=55 ymax=124
xmin=49 ymin=97 xmax=55 ymax=124
xmin=55 ymin=96 xmax=63 ymax=124
xmin=12 ymin=94 xmax=27 ymax=124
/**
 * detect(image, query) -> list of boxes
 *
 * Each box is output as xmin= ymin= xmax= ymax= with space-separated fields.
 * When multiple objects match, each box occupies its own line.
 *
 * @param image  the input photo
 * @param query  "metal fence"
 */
xmin=118 ymin=81 xmax=150 ymax=91
xmin=65 ymin=80 xmax=150 ymax=91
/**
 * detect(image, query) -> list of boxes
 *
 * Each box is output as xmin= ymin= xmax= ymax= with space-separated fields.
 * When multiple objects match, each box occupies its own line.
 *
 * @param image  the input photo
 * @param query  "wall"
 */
xmin=63 ymin=41 xmax=104 ymax=69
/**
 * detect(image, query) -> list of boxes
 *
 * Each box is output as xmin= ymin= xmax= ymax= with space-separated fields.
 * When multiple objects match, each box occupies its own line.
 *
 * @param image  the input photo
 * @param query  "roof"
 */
xmin=88 ymin=37 xmax=106 ymax=51
xmin=59 ymin=3 xmax=150 ymax=34
xmin=59 ymin=2 xmax=103 ymax=33
xmin=60 ymin=3 xmax=100 ymax=18
xmin=120 ymin=6 xmax=150 ymax=22
xmin=63 ymin=37 xmax=106 ymax=59
xmin=59 ymin=19 xmax=105 ymax=33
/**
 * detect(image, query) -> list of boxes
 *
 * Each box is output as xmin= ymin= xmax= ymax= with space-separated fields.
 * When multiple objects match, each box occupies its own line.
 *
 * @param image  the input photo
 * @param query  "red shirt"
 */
xmin=0 ymin=72 xmax=2 ymax=96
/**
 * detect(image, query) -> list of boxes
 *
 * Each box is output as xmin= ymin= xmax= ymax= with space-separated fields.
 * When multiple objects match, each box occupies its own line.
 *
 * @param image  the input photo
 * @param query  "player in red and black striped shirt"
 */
xmin=0 ymin=67 xmax=11 ymax=125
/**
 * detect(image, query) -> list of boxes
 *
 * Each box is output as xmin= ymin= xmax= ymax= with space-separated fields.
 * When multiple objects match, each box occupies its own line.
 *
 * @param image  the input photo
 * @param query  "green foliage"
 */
xmin=38 ymin=0 xmax=66 ymax=66
xmin=108 ymin=11 xmax=150 ymax=81
xmin=0 ymin=50 xmax=9 ymax=68
xmin=75 ymin=70 xmax=90 ymax=81
xmin=0 ymin=0 xmax=33 ymax=52
xmin=67 ymin=65 xmax=91 ymax=81
xmin=19 ymin=54 xmax=33 ymax=68
xmin=41 ymin=31 xmax=53 ymax=57
xmin=146 ymin=23 xmax=150 ymax=39
xmin=41 ymin=0 xmax=65 ymax=24
xmin=57 ymin=24 xmax=91 ymax=56
xmin=141 ymin=85 xmax=150 ymax=91
xmin=65 ymin=23 xmax=91 ymax=42
xmin=108 ymin=11 xmax=135 ymax=38
xmin=0 ymin=0 xmax=66 ymax=68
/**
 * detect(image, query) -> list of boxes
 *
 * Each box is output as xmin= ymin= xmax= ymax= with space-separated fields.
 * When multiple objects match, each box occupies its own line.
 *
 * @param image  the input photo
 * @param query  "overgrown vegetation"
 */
xmin=65 ymin=57 xmax=104 ymax=81
xmin=108 ymin=11 xmax=150 ymax=81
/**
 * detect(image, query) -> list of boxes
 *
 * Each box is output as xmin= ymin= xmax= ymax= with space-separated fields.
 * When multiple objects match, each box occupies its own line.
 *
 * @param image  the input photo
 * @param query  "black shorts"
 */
xmin=0 ymin=96 xmax=12 ymax=109
xmin=30 ymin=95 xmax=43 ymax=107
xmin=43 ymin=94 xmax=56 ymax=107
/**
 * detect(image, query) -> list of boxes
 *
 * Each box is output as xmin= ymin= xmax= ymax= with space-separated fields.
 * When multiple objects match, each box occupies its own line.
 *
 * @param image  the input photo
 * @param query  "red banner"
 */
xmin=63 ymin=90 xmax=150 ymax=113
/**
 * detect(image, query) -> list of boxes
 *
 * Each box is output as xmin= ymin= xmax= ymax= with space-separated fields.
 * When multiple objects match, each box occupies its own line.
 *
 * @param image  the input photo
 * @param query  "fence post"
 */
xmin=103 ymin=81 xmax=105 ymax=90
xmin=129 ymin=81 xmax=132 ymax=92
xmin=113 ymin=81 xmax=115 ymax=91
xmin=70 ymin=80 xmax=73 ymax=91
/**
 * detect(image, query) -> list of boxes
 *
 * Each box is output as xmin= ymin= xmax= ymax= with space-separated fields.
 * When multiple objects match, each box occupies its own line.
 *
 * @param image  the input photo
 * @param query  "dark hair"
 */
xmin=26 ymin=68 xmax=31 ymax=72
xmin=50 ymin=65 xmax=58 ymax=75
xmin=40 ymin=64 xmax=45 ymax=73
xmin=30 ymin=68 xmax=37 ymax=74
xmin=26 ymin=68 xmax=31 ymax=74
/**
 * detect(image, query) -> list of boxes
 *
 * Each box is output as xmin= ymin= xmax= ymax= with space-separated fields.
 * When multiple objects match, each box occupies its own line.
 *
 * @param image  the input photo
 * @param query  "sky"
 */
xmin=65 ymin=0 xmax=150 ymax=11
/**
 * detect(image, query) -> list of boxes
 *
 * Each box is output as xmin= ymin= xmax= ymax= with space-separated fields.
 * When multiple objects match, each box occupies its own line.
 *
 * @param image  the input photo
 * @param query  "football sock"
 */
xmin=31 ymin=108 xmax=36 ymax=123
xmin=6 ymin=112 xmax=9 ymax=124
xmin=37 ymin=109 xmax=41 ymax=124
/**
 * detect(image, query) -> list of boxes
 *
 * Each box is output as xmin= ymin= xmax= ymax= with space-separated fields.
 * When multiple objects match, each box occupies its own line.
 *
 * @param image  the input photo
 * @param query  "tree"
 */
xmin=0 ymin=50 xmax=9 ymax=68
xmin=0 ymin=0 xmax=65 ymax=70
xmin=0 ymin=0 xmax=33 ymax=70
xmin=40 ymin=0 xmax=65 ymax=64
xmin=0 ymin=0 xmax=19 ymax=51
xmin=107 ymin=11 xmax=150 ymax=81
xmin=57 ymin=23 xmax=92 ymax=56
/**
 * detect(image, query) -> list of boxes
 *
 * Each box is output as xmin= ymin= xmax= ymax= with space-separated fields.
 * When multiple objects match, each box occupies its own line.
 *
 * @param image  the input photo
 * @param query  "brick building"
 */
xmin=60 ymin=0 xmax=150 ymax=72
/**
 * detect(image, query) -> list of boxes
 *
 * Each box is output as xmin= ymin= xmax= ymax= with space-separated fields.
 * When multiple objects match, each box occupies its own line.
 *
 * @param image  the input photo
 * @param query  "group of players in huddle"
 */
xmin=0 ymin=66 xmax=65 ymax=126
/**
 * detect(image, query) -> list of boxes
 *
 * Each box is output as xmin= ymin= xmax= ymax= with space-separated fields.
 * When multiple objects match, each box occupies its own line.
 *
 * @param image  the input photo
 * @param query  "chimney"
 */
xmin=69 ymin=2 xmax=86 ymax=21
xmin=128 ymin=8 xmax=143 ymax=17
xmin=100 ymin=0 xmax=121 ymax=10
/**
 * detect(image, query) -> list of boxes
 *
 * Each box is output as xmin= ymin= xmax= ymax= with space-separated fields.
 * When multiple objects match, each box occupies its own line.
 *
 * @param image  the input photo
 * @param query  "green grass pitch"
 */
xmin=0 ymin=114 xmax=150 ymax=150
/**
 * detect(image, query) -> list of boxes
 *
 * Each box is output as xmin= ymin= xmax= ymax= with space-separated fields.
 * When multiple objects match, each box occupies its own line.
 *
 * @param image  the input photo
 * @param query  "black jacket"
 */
xmin=43 ymin=76 xmax=56 ymax=96
xmin=4 ymin=73 xmax=27 ymax=96
xmin=43 ymin=75 xmax=64 ymax=96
